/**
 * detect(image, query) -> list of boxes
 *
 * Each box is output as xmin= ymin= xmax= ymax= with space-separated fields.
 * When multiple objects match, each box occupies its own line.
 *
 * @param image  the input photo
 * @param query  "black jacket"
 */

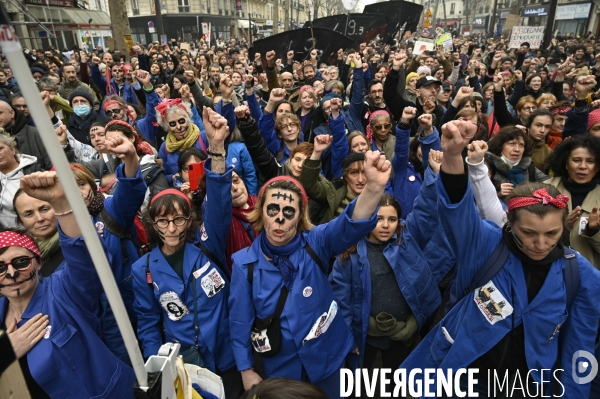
xmin=237 ymin=117 xmax=285 ymax=182
xmin=5 ymin=110 xmax=52 ymax=170
xmin=66 ymin=109 xmax=110 ymax=145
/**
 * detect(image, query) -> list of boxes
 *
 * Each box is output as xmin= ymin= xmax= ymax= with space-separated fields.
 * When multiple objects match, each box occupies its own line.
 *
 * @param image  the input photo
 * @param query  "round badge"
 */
xmin=232 ymin=157 xmax=238 ymax=163
xmin=303 ymin=286 xmax=313 ymax=297
xmin=409 ymin=175 xmax=416 ymax=182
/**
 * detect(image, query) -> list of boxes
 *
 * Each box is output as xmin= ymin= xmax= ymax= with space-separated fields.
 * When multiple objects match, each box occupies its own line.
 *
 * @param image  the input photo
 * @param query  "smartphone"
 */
xmin=188 ymin=161 xmax=206 ymax=192
xmin=428 ymin=51 xmax=437 ymax=56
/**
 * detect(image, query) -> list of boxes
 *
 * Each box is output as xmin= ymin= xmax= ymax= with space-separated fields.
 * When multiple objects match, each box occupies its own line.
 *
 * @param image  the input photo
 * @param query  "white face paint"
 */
xmin=262 ymin=188 xmax=301 ymax=246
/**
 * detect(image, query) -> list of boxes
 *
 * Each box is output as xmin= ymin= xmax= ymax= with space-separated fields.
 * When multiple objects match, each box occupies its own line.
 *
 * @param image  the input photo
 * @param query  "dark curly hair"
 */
xmin=488 ymin=126 xmax=532 ymax=157
xmin=546 ymin=134 xmax=600 ymax=179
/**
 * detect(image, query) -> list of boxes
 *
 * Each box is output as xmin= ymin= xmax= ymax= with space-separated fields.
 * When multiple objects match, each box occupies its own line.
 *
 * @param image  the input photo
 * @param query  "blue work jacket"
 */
xmin=330 ymin=168 xmax=453 ymax=369
xmin=0 ymin=227 xmax=136 ymax=398
xmin=132 ymin=160 xmax=234 ymax=372
xmin=229 ymin=200 xmax=378 ymax=383
xmin=400 ymin=178 xmax=600 ymax=398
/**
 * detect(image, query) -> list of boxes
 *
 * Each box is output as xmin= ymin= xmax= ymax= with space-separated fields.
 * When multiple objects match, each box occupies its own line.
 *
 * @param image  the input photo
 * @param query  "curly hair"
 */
xmin=488 ymin=126 xmax=532 ymax=157
xmin=546 ymin=134 xmax=600 ymax=179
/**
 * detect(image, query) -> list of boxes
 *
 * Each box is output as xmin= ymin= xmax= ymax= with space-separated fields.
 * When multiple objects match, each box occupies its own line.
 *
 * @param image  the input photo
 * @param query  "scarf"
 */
xmin=166 ymin=123 xmax=200 ymax=153
xmin=226 ymin=195 xmax=257 ymax=272
xmin=546 ymin=129 xmax=563 ymax=150
xmin=498 ymin=167 xmax=527 ymax=186
xmin=368 ymin=313 xmax=420 ymax=347
xmin=562 ymin=176 xmax=598 ymax=209
xmin=260 ymin=231 xmax=302 ymax=290
xmin=38 ymin=232 xmax=60 ymax=262
xmin=88 ymin=191 xmax=106 ymax=217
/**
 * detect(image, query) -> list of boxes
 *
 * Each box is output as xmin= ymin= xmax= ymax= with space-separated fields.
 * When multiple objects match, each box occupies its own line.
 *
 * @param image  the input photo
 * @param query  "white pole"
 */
xmin=0 ymin=6 xmax=148 ymax=390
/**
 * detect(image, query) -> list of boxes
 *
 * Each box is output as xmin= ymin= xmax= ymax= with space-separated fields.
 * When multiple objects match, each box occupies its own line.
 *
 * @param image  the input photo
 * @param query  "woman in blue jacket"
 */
xmin=132 ymin=107 xmax=243 ymax=398
xmin=401 ymin=119 xmax=600 ymax=398
xmin=229 ymin=150 xmax=392 ymax=398
xmin=330 ymin=150 xmax=453 ymax=373
xmin=1 ymin=139 xmax=139 ymax=398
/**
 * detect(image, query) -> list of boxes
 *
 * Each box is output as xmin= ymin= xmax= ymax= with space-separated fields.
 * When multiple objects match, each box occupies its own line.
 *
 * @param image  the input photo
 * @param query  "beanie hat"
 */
xmin=320 ymin=92 xmax=341 ymax=107
xmin=68 ymin=88 xmax=94 ymax=107
xmin=406 ymin=72 xmax=419 ymax=86
xmin=417 ymin=66 xmax=431 ymax=76
xmin=30 ymin=66 xmax=45 ymax=75
xmin=342 ymin=152 xmax=365 ymax=169
xmin=588 ymin=108 xmax=600 ymax=130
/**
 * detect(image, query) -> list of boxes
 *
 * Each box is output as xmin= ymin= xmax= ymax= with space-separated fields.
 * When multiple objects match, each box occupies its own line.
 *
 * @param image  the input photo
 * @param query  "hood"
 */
xmin=6 ymin=108 xmax=28 ymax=134
xmin=0 ymin=154 xmax=37 ymax=179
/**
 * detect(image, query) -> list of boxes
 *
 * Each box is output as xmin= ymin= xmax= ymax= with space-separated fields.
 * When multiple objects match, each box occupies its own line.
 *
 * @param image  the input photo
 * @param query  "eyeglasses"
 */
xmin=280 ymin=123 xmax=296 ymax=130
xmin=169 ymin=118 xmax=188 ymax=128
xmin=13 ymin=104 xmax=28 ymax=109
xmin=0 ymin=256 xmax=36 ymax=278
xmin=373 ymin=123 xmax=392 ymax=131
xmin=106 ymin=108 xmax=123 ymax=117
xmin=522 ymin=106 xmax=537 ymax=112
xmin=153 ymin=216 xmax=190 ymax=229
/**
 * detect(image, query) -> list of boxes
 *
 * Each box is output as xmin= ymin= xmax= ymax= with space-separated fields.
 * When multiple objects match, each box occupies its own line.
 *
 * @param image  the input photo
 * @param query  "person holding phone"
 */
xmin=133 ymin=107 xmax=243 ymax=398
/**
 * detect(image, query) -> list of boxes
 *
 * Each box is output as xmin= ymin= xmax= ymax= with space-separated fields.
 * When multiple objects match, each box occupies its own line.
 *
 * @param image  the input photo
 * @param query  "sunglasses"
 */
xmin=106 ymin=108 xmax=123 ymax=117
xmin=0 ymin=256 xmax=36 ymax=278
xmin=169 ymin=118 xmax=187 ymax=128
xmin=373 ymin=123 xmax=392 ymax=131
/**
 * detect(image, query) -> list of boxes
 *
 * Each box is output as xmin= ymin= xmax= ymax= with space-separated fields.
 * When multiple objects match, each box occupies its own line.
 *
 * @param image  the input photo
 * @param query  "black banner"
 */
xmin=303 ymin=14 xmax=387 ymax=46
xmin=364 ymin=1 xmax=424 ymax=44
xmin=248 ymin=27 xmax=356 ymax=65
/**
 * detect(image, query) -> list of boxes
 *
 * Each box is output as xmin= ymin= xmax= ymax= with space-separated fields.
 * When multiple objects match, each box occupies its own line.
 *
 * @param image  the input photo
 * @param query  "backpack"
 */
xmin=97 ymin=208 xmax=150 ymax=265
xmin=446 ymin=240 xmax=579 ymax=312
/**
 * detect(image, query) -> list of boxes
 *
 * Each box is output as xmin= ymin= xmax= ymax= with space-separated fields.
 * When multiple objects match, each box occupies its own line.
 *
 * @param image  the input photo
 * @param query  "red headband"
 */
xmin=299 ymin=85 xmax=314 ymax=94
xmin=366 ymin=110 xmax=391 ymax=143
xmin=551 ymin=106 xmax=570 ymax=115
xmin=150 ymin=188 xmax=192 ymax=208
xmin=258 ymin=176 xmax=308 ymax=210
xmin=106 ymin=119 xmax=136 ymax=133
xmin=0 ymin=231 xmax=41 ymax=258
xmin=507 ymin=188 xmax=569 ymax=212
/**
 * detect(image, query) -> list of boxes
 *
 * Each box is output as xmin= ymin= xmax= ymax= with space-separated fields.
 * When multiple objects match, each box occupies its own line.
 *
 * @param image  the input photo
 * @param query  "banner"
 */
xmin=413 ymin=40 xmax=435 ymax=56
xmin=509 ymin=26 xmax=544 ymax=49
xmin=201 ymin=22 xmax=211 ymax=44
xmin=435 ymin=32 xmax=453 ymax=51
xmin=235 ymin=0 xmax=242 ymax=11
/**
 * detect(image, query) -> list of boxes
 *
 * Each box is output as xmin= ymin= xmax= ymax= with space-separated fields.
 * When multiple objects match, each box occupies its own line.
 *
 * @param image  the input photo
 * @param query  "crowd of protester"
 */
xmin=1 ymin=31 xmax=600 ymax=398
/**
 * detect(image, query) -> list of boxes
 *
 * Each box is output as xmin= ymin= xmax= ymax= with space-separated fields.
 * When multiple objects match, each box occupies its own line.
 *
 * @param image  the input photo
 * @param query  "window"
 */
xmin=131 ymin=0 xmax=140 ymax=14
xmin=450 ymin=3 xmax=455 ymax=14
xmin=485 ymin=5 xmax=489 ymax=12
xmin=178 ymin=0 xmax=190 ymax=12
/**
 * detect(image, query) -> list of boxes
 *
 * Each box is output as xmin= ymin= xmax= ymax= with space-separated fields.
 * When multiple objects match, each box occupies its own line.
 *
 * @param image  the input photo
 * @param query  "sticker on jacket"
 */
xmin=251 ymin=328 xmax=272 ymax=353
xmin=579 ymin=216 xmax=589 ymax=236
xmin=473 ymin=281 xmax=513 ymax=325
xmin=302 ymin=300 xmax=338 ymax=345
xmin=160 ymin=291 xmax=190 ymax=321
xmin=200 ymin=268 xmax=225 ymax=298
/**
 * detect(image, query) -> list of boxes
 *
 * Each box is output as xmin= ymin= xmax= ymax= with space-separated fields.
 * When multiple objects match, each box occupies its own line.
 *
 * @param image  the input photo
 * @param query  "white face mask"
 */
xmin=501 ymin=154 xmax=520 ymax=167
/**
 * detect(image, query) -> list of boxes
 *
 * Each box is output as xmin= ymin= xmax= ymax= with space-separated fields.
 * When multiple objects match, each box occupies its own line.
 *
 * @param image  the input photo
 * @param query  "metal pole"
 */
xmin=542 ymin=0 xmax=558 ymax=49
xmin=0 ymin=4 xmax=149 ymax=390
xmin=489 ymin=0 xmax=498 ymax=37
xmin=154 ymin=0 xmax=164 ymax=41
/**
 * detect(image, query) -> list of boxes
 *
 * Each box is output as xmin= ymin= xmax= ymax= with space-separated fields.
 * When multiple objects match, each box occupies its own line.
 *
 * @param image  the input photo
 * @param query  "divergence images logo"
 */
xmin=572 ymin=350 xmax=598 ymax=385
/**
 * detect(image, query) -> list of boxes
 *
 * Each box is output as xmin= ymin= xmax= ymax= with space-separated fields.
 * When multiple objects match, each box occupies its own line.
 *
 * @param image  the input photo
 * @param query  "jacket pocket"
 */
xmin=90 ymin=362 xmax=125 ymax=399
xmin=429 ymin=324 xmax=454 ymax=367
xmin=49 ymin=323 xmax=85 ymax=369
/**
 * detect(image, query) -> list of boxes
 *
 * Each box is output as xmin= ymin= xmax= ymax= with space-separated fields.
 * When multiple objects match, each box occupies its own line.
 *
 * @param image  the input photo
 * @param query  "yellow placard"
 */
xmin=424 ymin=9 xmax=432 ymax=18
xmin=423 ymin=18 xmax=432 ymax=27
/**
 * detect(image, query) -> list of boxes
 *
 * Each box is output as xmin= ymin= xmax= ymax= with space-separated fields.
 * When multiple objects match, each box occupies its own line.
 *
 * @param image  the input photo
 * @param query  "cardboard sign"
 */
xmin=180 ymin=42 xmax=190 ymax=52
xmin=123 ymin=35 xmax=134 ymax=56
xmin=413 ymin=40 xmax=435 ymax=56
xmin=509 ymin=26 xmax=544 ymax=49
xmin=436 ymin=32 xmax=453 ymax=51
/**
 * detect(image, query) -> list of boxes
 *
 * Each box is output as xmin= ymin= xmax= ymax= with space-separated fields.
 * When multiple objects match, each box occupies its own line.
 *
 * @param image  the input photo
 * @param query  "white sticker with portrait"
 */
xmin=200 ymin=268 xmax=225 ymax=298
xmin=302 ymin=300 xmax=338 ymax=345
xmin=160 ymin=291 xmax=190 ymax=321
xmin=579 ymin=216 xmax=589 ymax=236
xmin=473 ymin=281 xmax=513 ymax=325
xmin=251 ymin=328 xmax=272 ymax=353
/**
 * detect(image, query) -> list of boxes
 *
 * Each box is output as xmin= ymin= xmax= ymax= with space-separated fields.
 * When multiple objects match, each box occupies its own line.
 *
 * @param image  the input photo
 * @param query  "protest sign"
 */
xmin=509 ymin=26 xmax=544 ymax=49
xmin=413 ymin=40 xmax=435 ymax=56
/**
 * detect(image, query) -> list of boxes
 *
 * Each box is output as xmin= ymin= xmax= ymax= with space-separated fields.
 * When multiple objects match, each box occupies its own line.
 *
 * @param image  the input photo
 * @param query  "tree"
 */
xmin=108 ymin=0 xmax=133 ymax=55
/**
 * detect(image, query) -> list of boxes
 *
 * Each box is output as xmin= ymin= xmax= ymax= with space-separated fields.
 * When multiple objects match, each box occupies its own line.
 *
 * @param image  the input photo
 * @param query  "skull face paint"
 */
xmin=263 ymin=189 xmax=301 ymax=246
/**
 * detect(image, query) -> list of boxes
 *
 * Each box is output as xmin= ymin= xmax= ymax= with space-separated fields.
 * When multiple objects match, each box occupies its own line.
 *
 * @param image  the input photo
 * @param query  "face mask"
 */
xmin=74 ymin=104 xmax=91 ymax=117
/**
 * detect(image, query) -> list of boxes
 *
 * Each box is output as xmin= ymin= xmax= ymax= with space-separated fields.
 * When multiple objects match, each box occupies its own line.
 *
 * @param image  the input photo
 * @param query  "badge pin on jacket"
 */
xmin=303 ymin=286 xmax=313 ymax=297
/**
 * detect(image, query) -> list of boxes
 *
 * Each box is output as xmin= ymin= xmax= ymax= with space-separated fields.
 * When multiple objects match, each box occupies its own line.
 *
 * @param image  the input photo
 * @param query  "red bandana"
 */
xmin=0 ymin=231 xmax=41 ymax=257
xmin=507 ymin=188 xmax=569 ymax=212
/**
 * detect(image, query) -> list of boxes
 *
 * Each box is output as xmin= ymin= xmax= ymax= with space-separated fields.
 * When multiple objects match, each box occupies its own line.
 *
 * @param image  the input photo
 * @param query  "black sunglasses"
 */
xmin=169 ymin=118 xmax=187 ymax=128
xmin=106 ymin=108 xmax=123 ymax=117
xmin=0 ymin=256 xmax=36 ymax=277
